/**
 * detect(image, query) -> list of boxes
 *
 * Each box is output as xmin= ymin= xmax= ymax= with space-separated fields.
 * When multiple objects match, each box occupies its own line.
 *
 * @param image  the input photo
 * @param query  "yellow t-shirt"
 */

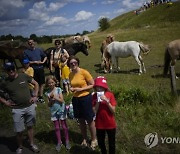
xmin=69 ymin=68 xmax=93 ymax=97
xmin=24 ymin=67 xmax=34 ymax=89
xmin=59 ymin=63 xmax=70 ymax=80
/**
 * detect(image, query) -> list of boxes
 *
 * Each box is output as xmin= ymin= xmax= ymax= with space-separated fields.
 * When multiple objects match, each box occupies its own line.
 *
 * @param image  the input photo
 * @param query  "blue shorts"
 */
xmin=72 ymin=94 xmax=95 ymax=122
xmin=12 ymin=104 xmax=36 ymax=132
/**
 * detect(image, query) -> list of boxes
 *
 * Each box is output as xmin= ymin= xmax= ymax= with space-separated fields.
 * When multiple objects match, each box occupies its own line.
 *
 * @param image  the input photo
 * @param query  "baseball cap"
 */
xmin=94 ymin=76 xmax=108 ymax=89
xmin=4 ymin=62 xmax=15 ymax=71
xmin=23 ymin=59 xmax=30 ymax=64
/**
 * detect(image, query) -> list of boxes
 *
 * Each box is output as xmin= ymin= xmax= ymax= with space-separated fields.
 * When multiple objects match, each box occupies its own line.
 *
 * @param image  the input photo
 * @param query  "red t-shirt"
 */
xmin=92 ymin=91 xmax=117 ymax=129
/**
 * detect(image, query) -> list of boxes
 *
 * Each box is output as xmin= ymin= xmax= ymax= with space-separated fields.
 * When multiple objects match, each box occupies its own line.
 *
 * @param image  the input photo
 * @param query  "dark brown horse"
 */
xmin=163 ymin=39 xmax=180 ymax=78
xmin=0 ymin=42 xmax=29 ymax=68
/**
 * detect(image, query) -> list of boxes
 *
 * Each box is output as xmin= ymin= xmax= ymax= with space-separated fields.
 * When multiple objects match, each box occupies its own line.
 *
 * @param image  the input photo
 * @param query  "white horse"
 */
xmin=103 ymin=41 xmax=150 ymax=74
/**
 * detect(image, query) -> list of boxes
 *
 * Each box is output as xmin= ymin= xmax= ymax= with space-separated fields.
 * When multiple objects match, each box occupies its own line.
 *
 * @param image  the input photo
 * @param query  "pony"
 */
xmin=102 ymin=41 xmax=150 ymax=74
xmin=100 ymin=34 xmax=115 ymax=56
xmin=163 ymin=39 xmax=180 ymax=78
xmin=44 ymin=42 xmax=89 ymax=69
xmin=100 ymin=34 xmax=114 ymax=68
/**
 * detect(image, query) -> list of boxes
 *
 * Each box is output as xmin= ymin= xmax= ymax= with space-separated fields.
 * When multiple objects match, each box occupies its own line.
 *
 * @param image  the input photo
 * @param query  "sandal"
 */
xmin=81 ymin=139 xmax=88 ymax=147
xmin=90 ymin=139 xmax=98 ymax=150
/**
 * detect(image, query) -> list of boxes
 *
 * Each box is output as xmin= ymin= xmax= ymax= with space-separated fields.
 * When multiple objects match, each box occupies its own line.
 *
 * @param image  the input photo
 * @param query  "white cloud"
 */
xmin=102 ymin=0 xmax=116 ymax=4
xmin=29 ymin=9 xmax=49 ymax=21
xmin=114 ymin=8 xmax=126 ymax=14
xmin=44 ymin=16 xmax=68 ymax=26
xmin=48 ymin=2 xmax=67 ymax=11
xmin=1 ymin=0 xmax=25 ymax=8
xmin=122 ymin=0 xmax=142 ymax=9
xmin=75 ymin=10 xmax=94 ymax=21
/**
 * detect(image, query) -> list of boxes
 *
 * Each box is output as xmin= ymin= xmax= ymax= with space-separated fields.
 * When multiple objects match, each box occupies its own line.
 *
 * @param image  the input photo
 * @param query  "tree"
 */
xmin=98 ymin=17 xmax=110 ymax=31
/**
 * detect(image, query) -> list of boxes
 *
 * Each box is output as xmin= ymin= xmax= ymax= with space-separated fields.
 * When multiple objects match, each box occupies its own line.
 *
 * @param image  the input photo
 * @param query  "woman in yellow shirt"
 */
xmin=67 ymin=56 xmax=97 ymax=149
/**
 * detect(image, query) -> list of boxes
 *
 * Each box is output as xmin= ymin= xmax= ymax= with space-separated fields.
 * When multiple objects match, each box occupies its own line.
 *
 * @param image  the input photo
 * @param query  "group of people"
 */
xmin=0 ymin=38 xmax=118 ymax=154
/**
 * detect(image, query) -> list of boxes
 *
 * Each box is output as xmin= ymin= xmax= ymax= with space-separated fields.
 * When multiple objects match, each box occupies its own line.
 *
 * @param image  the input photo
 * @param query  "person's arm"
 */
xmin=71 ymin=78 xmax=94 ymax=92
xmin=50 ymin=51 xmax=53 ymax=72
xmin=53 ymin=91 xmax=64 ymax=104
xmin=31 ymin=79 xmax=39 ymax=97
xmin=0 ymin=97 xmax=16 ymax=107
xmin=100 ymin=95 xmax=116 ymax=114
xmin=93 ymin=100 xmax=100 ymax=114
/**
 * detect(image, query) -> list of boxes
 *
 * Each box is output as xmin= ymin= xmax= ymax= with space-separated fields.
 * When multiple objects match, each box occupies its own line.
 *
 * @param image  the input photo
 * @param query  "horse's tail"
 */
xmin=163 ymin=47 xmax=171 ymax=76
xmin=139 ymin=42 xmax=150 ymax=55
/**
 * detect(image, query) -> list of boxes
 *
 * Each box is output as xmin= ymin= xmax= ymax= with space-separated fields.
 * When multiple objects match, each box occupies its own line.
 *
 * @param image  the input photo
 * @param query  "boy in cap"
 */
xmin=92 ymin=76 xmax=117 ymax=154
xmin=0 ymin=62 xmax=40 ymax=154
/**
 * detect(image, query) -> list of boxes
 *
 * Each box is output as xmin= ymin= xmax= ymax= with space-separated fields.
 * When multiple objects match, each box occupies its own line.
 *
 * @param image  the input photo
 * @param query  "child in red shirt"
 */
xmin=92 ymin=76 xmax=117 ymax=154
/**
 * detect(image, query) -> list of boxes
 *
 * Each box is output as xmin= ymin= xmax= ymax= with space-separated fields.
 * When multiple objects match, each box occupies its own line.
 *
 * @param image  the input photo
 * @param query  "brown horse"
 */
xmin=163 ymin=39 xmax=180 ymax=78
xmin=0 ymin=42 xmax=29 ymax=68
xmin=100 ymin=34 xmax=114 ymax=68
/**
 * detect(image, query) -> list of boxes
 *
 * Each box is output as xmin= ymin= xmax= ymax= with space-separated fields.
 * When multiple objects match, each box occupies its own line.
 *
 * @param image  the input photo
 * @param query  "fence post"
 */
xmin=170 ymin=66 xmax=177 ymax=96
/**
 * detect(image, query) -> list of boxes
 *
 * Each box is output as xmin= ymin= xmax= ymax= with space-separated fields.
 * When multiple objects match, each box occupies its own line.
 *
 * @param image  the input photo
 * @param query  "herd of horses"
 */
xmin=0 ymin=35 xmax=179 ymax=78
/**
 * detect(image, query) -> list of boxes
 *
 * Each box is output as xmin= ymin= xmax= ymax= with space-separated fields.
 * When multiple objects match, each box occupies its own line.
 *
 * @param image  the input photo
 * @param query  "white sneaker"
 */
xmin=16 ymin=147 xmax=23 ymax=154
xmin=30 ymin=144 xmax=40 ymax=153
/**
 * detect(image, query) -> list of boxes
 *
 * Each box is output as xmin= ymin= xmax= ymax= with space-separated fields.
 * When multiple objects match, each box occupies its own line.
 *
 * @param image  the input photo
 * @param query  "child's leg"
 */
xmin=64 ymin=84 xmax=69 ymax=94
xmin=107 ymin=129 xmax=116 ymax=154
xmin=53 ymin=120 xmax=62 ymax=144
xmin=96 ymin=129 xmax=107 ymax=154
xmin=60 ymin=120 xmax=69 ymax=143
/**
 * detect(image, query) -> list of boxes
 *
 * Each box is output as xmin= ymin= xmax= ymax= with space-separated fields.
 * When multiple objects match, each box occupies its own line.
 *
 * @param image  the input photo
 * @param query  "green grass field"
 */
xmin=0 ymin=2 xmax=180 ymax=154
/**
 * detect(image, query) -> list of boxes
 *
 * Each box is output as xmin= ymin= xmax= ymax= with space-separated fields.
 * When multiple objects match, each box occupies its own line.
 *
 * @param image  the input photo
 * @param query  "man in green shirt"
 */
xmin=0 ymin=62 xmax=40 ymax=154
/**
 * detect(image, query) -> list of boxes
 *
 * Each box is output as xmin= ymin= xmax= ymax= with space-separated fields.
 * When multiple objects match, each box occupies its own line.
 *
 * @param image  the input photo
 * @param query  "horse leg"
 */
xmin=115 ymin=57 xmax=120 ymax=72
xmin=139 ymin=55 xmax=146 ymax=73
xmin=111 ymin=57 xmax=116 ymax=73
xmin=135 ymin=56 xmax=142 ymax=74
xmin=170 ymin=59 xmax=178 ymax=79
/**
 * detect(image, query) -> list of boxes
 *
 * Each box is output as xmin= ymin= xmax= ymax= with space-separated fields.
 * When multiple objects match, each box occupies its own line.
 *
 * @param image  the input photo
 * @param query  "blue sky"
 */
xmin=0 ymin=0 xmax=145 ymax=37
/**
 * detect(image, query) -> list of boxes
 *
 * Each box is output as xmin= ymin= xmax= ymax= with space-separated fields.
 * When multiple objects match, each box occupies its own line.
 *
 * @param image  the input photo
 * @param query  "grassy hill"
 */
xmin=0 ymin=2 xmax=180 ymax=154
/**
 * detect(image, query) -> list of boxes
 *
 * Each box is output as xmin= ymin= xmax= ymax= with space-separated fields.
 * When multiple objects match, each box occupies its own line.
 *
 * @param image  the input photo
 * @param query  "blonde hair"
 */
xmin=45 ymin=75 xmax=57 ymax=87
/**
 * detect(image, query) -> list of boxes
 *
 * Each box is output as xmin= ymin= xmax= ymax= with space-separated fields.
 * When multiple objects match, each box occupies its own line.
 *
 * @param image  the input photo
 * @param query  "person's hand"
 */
xmin=70 ymin=87 xmax=82 ymax=92
xmin=100 ymin=95 xmax=110 ymax=104
xmin=4 ymin=100 xmax=16 ymax=108
xmin=29 ymin=96 xmax=38 ymax=104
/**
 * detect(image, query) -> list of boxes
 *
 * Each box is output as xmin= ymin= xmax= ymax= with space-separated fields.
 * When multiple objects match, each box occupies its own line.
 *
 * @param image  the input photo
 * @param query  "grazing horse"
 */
xmin=163 ymin=39 xmax=180 ymax=78
xmin=44 ymin=42 xmax=88 ymax=69
xmin=102 ymin=41 xmax=150 ymax=74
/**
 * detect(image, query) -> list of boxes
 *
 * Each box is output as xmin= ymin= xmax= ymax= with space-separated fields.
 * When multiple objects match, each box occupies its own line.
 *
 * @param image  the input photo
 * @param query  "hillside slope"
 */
xmin=101 ymin=1 xmax=180 ymax=32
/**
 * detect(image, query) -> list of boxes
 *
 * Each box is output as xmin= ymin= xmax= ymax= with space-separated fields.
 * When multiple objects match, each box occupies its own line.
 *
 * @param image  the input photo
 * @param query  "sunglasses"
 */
xmin=55 ymin=43 xmax=61 ymax=46
xmin=70 ymin=61 xmax=78 ymax=66
xmin=28 ymin=41 xmax=33 ymax=45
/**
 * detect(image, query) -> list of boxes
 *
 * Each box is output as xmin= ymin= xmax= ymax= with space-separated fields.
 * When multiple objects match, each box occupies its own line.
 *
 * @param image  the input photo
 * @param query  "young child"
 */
xmin=45 ymin=76 xmax=71 ymax=152
xmin=92 ymin=76 xmax=117 ymax=154
xmin=59 ymin=56 xmax=71 ymax=95
xmin=22 ymin=59 xmax=35 ymax=96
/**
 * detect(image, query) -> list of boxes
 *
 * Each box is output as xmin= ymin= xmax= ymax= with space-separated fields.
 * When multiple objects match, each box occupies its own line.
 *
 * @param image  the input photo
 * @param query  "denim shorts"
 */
xmin=12 ymin=104 xmax=36 ymax=132
xmin=72 ymin=94 xmax=95 ymax=122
